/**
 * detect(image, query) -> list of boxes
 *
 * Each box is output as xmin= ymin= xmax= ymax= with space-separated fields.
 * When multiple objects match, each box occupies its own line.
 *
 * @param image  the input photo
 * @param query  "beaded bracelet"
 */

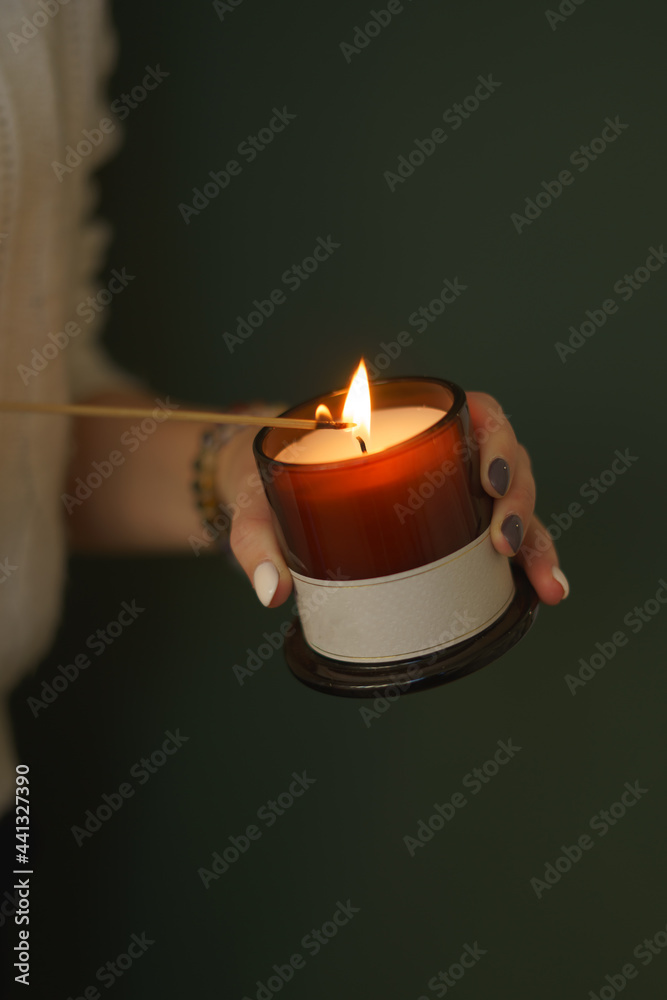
xmin=192 ymin=425 xmax=239 ymax=549
xmin=192 ymin=404 xmax=274 ymax=549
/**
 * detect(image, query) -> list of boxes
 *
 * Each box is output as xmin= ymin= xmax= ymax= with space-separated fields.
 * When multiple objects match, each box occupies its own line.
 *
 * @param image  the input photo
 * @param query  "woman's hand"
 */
xmin=466 ymin=392 xmax=569 ymax=606
xmin=220 ymin=395 xmax=569 ymax=608
xmin=216 ymin=422 xmax=294 ymax=608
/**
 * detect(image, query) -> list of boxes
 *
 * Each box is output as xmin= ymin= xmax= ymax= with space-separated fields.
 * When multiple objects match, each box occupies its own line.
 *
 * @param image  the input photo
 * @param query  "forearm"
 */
xmin=64 ymin=390 xmax=221 ymax=552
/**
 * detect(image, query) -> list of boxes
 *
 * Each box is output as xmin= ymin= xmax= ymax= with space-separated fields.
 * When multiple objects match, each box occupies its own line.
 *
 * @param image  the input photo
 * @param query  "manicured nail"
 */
xmin=552 ymin=566 xmax=570 ymax=599
xmin=488 ymin=457 xmax=510 ymax=497
xmin=501 ymin=514 xmax=524 ymax=554
xmin=254 ymin=561 xmax=279 ymax=607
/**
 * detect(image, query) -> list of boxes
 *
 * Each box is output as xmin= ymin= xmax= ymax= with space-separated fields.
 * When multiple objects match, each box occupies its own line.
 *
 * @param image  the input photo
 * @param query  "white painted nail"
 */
xmin=254 ymin=561 xmax=280 ymax=607
xmin=552 ymin=566 xmax=570 ymax=599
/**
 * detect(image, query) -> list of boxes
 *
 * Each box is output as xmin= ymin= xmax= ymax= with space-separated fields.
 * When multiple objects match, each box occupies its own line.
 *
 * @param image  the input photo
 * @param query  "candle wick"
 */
xmin=356 ymin=436 xmax=368 ymax=454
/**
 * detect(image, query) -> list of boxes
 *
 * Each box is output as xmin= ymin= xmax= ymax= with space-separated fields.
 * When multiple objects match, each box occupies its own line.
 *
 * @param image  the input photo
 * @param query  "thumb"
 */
xmin=217 ymin=423 xmax=293 ymax=608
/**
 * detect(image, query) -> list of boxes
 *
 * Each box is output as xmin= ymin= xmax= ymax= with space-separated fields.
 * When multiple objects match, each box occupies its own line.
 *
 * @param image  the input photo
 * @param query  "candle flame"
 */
xmin=342 ymin=359 xmax=371 ymax=447
xmin=315 ymin=404 xmax=333 ymax=422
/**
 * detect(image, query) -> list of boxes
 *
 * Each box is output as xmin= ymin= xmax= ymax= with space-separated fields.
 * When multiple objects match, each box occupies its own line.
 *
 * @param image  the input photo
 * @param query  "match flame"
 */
xmin=315 ymin=404 xmax=333 ymax=422
xmin=342 ymin=359 xmax=371 ymax=447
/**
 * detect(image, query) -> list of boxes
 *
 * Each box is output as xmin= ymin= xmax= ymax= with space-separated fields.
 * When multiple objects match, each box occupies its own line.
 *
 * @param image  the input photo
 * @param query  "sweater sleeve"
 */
xmin=52 ymin=0 xmax=145 ymax=401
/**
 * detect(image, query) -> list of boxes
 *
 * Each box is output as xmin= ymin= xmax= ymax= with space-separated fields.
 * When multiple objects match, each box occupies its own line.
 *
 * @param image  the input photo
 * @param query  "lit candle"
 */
xmin=276 ymin=409 xmax=447 ymax=462
xmin=253 ymin=362 xmax=536 ymax=694
xmin=277 ymin=362 xmax=444 ymax=462
xmin=258 ymin=364 xmax=486 ymax=578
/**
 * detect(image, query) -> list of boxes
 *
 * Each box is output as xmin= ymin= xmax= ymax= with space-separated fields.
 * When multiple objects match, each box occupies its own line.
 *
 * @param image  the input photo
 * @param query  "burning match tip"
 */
xmin=316 ymin=420 xmax=357 ymax=430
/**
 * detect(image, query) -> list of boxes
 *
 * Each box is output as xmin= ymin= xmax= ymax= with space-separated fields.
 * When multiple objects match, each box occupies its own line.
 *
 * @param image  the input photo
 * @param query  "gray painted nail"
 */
xmin=488 ymin=457 xmax=510 ymax=496
xmin=501 ymin=514 xmax=523 ymax=554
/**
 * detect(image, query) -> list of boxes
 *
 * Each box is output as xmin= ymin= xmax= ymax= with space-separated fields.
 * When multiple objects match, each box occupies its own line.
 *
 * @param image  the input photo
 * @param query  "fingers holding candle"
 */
xmin=515 ymin=514 xmax=570 ymax=605
xmin=228 ymin=489 xmax=293 ymax=609
xmin=488 ymin=443 xmax=535 ymax=556
xmin=490 ymin=459 xmax=570 ymax=604
xmin=466 ymin=391 xmax=535 ymax=551
xmin=466 ymin=389 xmax=568 ymax=604
xmin=482 ymin=438 xmax=570 ymax=604
xmin=465 ymin=391 xmax=518 ymax=499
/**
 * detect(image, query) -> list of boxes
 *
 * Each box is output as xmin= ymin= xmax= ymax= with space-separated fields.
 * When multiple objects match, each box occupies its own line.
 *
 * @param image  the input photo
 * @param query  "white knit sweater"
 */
xmin=0 ymin=0 xmax=133 ymax=806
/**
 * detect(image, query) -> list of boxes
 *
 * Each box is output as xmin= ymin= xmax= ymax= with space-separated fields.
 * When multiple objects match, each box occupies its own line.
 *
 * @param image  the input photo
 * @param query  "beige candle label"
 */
xmin=290 ymin=527 xmax=515 ymax=663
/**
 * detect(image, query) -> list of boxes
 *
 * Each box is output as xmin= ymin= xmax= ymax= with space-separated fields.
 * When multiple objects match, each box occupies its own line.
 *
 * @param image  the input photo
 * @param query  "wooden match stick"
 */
xmin=0 ymin=400 xmax=354 ymax=431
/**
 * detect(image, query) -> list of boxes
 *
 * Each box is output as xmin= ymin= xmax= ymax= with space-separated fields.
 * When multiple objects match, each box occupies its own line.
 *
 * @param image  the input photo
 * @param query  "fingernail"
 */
xmin=552 ymin=566 xmax=570 ymax=599
xmin=488 ymin=457 xmax=510 ymax=496
xmin=501 ymin=514 xmax=524 ymax=554
xmin=253 ymin=561 xmax=279 ymax=607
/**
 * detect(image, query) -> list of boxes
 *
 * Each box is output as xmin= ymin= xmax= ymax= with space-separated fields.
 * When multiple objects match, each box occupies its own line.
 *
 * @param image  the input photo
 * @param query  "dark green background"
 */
xmin=4 ymin=0 xmax=667 ymax=996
